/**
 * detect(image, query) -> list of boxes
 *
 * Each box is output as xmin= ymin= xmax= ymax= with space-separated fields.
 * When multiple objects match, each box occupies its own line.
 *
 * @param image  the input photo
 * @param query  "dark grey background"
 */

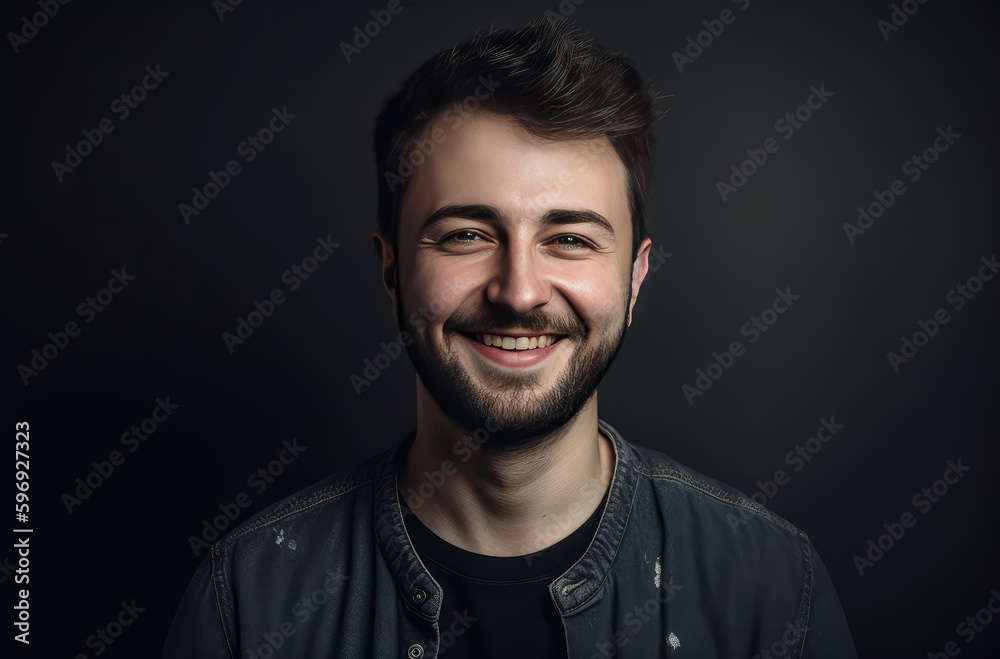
xmin=4 ymin=0 xmax=998 ymax=656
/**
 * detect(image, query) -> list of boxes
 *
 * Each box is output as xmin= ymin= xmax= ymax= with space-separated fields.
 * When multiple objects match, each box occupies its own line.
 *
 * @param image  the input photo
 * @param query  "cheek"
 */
xmin=556 ymin=267 xmax=630 ymax=319
xmin=406 ymin=257 xmax=484 ymax=318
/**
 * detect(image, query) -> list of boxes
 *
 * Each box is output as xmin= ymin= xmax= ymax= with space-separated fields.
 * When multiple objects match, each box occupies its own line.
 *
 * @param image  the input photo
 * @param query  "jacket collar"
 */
xmin=371 ymin=419 xmax=638 ymax=620
xmin=549 ymin=419 xmax=639 ymax=614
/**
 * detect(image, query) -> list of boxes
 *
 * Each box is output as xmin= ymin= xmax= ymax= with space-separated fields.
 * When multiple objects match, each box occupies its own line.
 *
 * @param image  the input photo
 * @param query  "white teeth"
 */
xmin=474 ymin=333 xmax=558 ymax=351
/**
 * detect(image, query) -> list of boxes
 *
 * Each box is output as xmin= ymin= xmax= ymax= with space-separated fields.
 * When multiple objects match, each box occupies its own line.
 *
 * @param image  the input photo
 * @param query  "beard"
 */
xmin=395 ymin=278 xmax=632 ymax=451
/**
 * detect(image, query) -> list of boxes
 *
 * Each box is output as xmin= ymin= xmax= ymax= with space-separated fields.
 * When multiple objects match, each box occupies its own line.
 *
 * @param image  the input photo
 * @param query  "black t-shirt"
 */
xmin=401 ymin=489 xmax=609 ymax=659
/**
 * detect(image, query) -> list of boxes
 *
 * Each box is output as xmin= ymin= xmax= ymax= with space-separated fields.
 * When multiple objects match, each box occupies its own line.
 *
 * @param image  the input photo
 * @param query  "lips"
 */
xmin=471 ymin=333 xmax=561 ymax=351
xmin=459 ymin=331 xmax=566 ymax=367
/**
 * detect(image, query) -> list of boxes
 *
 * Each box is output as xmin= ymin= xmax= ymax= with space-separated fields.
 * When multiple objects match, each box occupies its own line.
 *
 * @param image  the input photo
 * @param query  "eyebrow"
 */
xmin=420 ymin=204 xmax=617 ymax=241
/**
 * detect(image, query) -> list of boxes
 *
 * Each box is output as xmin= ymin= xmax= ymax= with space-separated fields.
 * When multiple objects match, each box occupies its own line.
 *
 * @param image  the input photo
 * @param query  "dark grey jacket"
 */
xmin=162 ymin=420 xmax=857 ymax=658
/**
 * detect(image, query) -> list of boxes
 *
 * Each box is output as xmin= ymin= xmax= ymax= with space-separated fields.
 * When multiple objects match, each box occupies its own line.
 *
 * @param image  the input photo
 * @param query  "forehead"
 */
xmin=398 ymin=111 xmax=630 ymax=236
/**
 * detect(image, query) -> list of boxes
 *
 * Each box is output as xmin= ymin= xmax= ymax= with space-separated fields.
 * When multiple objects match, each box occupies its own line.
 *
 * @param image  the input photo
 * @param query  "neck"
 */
xmin=399 ymin=382 xmax=615 ymax=556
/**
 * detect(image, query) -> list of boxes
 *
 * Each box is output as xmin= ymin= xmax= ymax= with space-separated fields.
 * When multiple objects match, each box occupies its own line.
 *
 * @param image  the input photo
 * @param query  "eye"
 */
xmin=440 ymin=230 xmax=484 ymax=245
xmin=550 ymin=235 xmax=594 ymax=250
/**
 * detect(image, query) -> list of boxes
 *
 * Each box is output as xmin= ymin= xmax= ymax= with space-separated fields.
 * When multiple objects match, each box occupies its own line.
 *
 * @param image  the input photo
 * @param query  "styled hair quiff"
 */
xmin=374 ymin=16 xmax=660 ymax=260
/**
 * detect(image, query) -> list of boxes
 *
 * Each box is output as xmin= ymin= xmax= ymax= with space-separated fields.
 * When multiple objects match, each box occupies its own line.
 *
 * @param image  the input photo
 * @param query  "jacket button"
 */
xmin=407 ymin=643 xmax=424 ymax=658
xmin=412 ymin=589 xmax=426 ymax=604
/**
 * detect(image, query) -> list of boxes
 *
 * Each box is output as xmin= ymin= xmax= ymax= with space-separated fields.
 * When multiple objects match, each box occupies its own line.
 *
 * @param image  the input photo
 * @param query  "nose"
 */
xmin=484 ymin=241 xmax=551 ymax=314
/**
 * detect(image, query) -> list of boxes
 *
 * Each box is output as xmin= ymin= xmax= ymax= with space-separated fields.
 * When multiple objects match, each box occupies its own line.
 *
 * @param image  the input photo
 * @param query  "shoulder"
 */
xmin=611 ymin=428 xmax=854 ymax=657
xmin=164 ymin=447 xmax=397 ymax=657
xmin=209 ymin=447 xmax=386 ymax=559
xmin=627 ymin=438 xmax=802 ymax=537
xmin=609 ymin=424 xmax=815 ymax=584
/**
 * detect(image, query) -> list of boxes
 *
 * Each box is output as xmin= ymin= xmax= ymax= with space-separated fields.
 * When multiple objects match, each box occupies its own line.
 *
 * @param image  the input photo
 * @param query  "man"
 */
xmin=163 ymin=17 xmax=857 ymax=658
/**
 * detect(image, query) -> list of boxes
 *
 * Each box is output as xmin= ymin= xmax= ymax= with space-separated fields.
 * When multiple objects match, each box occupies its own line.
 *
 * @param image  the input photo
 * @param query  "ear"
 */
xmin=372 ymin=231 xmax=398 ymax=318
xmin=626 ymin=238 xmax=652 ymax=327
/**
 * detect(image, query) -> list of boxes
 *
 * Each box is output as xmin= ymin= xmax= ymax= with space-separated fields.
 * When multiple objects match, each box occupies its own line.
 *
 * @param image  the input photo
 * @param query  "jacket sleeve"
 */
xmin=800 ymin=543 xmax=858 ymax=658
xmin=161 ymin=551 xmax=234 ymax=659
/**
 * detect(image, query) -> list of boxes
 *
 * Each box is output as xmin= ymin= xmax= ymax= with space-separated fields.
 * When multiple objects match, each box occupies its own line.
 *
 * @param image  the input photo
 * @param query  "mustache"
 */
xmin=443 ymin=307 xmax=586 ymax=338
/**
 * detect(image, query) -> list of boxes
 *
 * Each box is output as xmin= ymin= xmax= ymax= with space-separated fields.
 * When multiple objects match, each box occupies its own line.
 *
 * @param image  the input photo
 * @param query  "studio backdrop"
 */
xmin=5 ymin=0 xmax=999 ymax=656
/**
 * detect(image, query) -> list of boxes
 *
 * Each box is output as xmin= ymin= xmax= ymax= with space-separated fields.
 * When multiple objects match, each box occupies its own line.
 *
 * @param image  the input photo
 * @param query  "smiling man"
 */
xmin=164 ymin=17 xmax=856 ymax=659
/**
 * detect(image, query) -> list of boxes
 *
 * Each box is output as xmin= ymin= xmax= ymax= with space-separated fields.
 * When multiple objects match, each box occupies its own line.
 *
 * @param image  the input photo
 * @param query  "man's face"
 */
xmin=383 ymin=111 xmax=650 ymax=447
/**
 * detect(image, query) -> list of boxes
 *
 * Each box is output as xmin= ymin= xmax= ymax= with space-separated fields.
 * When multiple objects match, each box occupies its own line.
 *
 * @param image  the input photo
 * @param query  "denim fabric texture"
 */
xmin=163 ymin=420 xmax=857 ymax=658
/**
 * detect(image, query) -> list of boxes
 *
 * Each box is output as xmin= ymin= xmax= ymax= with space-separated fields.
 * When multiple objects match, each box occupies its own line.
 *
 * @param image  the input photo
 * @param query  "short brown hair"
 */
xmin=374 ymin=16 xmax=660 ymax=260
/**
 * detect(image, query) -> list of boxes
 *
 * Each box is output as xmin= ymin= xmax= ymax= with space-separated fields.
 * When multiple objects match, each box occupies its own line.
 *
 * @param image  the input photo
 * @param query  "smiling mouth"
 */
xmin=466 ymin=332 xmax=565 ymax=351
